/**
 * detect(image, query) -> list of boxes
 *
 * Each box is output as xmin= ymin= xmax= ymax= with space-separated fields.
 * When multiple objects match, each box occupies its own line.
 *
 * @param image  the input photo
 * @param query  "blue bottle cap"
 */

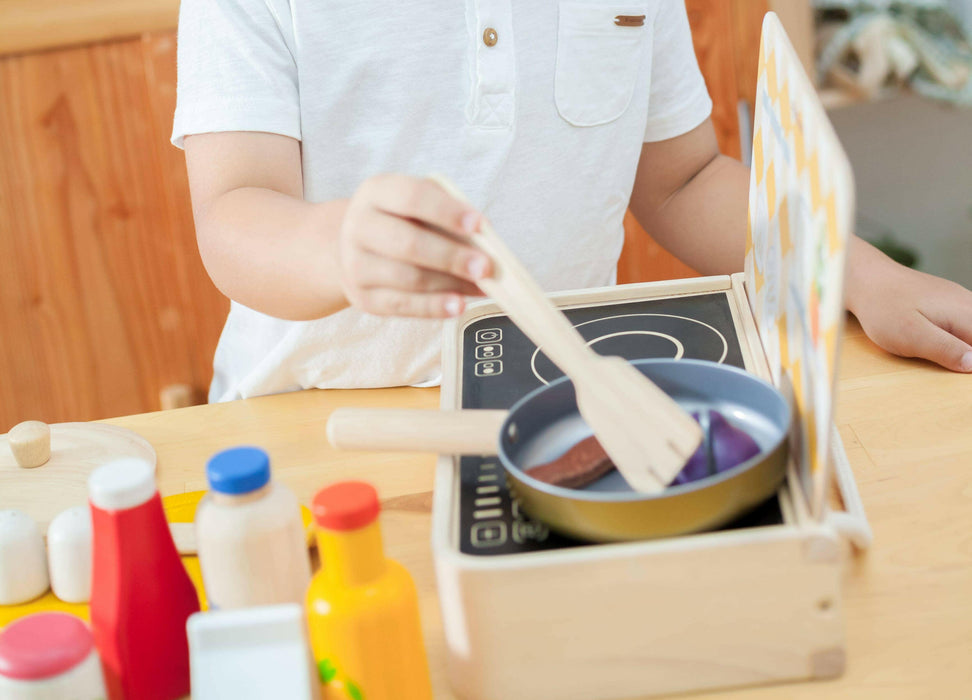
xmin=206 ymin=447 xmax=271 ymax=495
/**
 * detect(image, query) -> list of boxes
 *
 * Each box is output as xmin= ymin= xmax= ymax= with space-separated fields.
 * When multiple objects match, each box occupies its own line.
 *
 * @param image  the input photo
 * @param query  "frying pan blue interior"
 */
xmin=499 ymin=358 xmax=791 ymax=502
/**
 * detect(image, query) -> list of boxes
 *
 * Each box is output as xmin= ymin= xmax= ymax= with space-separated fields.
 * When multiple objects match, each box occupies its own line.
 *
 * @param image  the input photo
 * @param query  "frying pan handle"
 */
xmin=326 ymin=408 xmax=508 ymax=455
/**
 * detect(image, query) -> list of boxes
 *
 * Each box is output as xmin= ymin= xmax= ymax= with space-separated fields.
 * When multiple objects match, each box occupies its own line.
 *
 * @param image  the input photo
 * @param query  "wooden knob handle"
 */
xmin=9 ymin=421 xmax=51 ymax=469
xmin=159 ymin=384 xmax=194 ymax=411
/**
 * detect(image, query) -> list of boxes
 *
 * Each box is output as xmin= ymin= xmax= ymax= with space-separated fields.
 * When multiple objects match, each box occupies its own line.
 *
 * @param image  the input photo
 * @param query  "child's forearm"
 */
xmin=196 ymin=187 xmax=351 ymax=320
xmin=629 ymin=121 xmax=749 ymax=276
xmin=844 ymin=235 xmax=893 ymax=316
xmin=636 ymin=153 xmax=750 ymax=276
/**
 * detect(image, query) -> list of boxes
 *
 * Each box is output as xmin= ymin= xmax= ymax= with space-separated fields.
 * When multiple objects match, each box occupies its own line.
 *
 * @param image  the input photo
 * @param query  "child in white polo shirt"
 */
xmin=173 ymin=1 xmax=972 ymax=401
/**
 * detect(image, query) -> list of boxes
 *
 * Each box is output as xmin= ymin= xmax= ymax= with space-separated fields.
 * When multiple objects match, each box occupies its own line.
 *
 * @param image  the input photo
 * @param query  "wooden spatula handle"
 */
xmin=427 ymin=175 xmax=701 ymax=493
xmin=327 ymin=408 xmax=507 ymax=455
xmin=429 ymin=175 xmax=593 ymax=374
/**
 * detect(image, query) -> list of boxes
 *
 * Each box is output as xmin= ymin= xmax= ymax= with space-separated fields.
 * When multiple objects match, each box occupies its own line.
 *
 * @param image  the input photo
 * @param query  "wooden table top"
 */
xmin=90 ymin=318 xmax=971 ymax=698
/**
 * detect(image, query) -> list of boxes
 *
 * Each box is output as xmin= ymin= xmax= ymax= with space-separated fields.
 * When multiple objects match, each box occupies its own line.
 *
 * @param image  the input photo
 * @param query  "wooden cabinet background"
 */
xmin=0 ymin=34 xmax=228 ymax=426
xmin=0 ymin=1 xmax=770 ymax=427
xmin=619 ymin=0 xmax=750 ymax=285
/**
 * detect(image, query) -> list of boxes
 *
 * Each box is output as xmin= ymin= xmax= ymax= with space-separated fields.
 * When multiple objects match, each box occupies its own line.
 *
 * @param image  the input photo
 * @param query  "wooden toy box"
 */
xmin=431 ymin=275 xmax=871 ymax=700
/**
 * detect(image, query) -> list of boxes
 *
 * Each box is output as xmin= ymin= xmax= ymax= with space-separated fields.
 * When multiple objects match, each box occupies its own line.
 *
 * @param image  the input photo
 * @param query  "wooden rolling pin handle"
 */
xmin=9 ymin=421 xmax=52 ymax=469
xmin=429 ymin=174 xmax=597 ymax=374
xmin=326 ymin=408 xmax=507 ymax=455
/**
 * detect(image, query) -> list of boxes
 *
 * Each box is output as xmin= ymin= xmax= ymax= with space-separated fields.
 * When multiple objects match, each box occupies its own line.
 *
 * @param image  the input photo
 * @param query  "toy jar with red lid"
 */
xmin=0 ymin=611 xmax=106 ymax=699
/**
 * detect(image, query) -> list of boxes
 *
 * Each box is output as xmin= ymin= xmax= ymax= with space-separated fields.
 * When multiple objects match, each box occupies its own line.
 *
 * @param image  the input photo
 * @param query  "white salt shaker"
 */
xmin=0 ymin=612 xmax=107 ymax=700
xmin=47 ymin=506 xmax=92 ymax=604
xmin=0 ymin=510 xmax=49 ymax=605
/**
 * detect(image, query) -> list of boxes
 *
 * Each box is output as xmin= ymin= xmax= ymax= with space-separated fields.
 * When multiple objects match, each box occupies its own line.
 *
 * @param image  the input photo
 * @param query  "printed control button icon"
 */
xmin=471 ymin=522 xmax=507 ymax=548
xmin=475 ymin=329 xmax=502 ymax=344
xmin=475 ymin=345 xmax=502 ymax=360
xmin=475 ymin=361 xmax=503 ymax=377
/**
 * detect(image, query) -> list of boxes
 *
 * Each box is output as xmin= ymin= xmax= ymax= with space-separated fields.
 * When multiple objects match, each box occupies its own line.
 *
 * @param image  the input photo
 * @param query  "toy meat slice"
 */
xmin=525 ymin=436 xmax=615 ymax=489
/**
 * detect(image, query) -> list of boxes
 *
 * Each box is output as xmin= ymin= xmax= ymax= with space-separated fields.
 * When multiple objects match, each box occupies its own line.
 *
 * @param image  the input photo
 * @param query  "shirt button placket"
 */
xmin=470 ymin=0 xmax=515 ymax=129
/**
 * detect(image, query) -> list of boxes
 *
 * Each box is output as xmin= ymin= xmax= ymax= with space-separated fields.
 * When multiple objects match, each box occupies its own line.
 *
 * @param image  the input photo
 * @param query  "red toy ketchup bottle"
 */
xmin=88 ymin=458 xmax=200 ymax=700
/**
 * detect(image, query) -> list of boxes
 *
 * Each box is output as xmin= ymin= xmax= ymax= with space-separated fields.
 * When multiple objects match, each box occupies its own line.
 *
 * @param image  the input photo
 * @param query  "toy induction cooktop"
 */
xmin=451 ymin=282 xmax=784 ymax=556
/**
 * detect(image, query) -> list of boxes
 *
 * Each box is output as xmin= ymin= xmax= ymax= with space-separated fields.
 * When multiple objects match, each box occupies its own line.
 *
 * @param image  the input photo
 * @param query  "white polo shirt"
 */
xmin=173 ymin=0 xmax=712 ymax=401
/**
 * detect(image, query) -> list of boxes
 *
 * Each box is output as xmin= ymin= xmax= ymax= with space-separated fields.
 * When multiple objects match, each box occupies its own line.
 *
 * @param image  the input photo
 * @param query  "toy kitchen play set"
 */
xmin=427 ymin=15 xmax=872 ymax=700
xmin=0 ymin=15 xmax=872 ymax=700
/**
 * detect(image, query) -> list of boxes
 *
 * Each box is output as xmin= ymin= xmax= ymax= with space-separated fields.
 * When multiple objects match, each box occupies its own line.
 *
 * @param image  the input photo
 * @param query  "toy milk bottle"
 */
xmin=195 ymin=446 xmax=311 ymax=609
xmin=88 ymin=458 xmax=200 ymax=700
xmin=306 ymin=481 xmax=432 ymax=700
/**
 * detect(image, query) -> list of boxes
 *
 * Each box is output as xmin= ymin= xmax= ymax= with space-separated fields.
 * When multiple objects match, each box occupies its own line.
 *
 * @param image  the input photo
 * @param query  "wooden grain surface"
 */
xmin=0 ymin=0 xmax=180 ymax=57
xmin=0 ymin=33 xmax=228 ymax=428
xmin=731 ymin=0 xmax=771 ymax=112
xmin=730 ymin=2 xmax=814 ymax=116
xmin=17 ymin=317 xmax=954 ymax=699
xmin=685 ymin=0 xmax=743 ymax=161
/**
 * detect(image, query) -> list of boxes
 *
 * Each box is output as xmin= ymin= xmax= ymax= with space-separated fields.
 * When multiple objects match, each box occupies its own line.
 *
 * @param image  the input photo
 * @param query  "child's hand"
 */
xmin=338 ymin=175 xmax=491 ymax=318
xmin=848 ymin=239 xmax=972 ymax=373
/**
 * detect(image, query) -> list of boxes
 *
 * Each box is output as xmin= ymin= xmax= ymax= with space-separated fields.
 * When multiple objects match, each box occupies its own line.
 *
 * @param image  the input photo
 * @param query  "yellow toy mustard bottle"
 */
xmin=306 ymin=481 xmax=432 ymax=700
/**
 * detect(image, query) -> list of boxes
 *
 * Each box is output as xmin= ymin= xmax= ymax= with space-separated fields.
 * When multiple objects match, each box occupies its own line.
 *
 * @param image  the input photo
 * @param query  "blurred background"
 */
xmin=1 ymin=0 xmax=970 ymax=428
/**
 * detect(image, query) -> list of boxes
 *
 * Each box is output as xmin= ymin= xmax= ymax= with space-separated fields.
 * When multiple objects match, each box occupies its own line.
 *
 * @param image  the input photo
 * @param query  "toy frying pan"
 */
xmin=328 ymin=359 xmax=791 ymax=542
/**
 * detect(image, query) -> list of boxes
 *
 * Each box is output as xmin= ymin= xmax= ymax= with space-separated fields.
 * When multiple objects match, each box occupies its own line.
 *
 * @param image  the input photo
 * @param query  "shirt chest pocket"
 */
xmin=555 ymin=2 xmax=653 ymax=127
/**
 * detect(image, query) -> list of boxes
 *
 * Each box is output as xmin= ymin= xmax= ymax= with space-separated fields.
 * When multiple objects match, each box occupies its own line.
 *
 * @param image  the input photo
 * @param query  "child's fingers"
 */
xmin=923 ymin=290 xmax=972 ymax=348
xmin=353 ymin=288 xmax=466 ymax=319
xmin=364 ymin=174 xmax=481 ymax=238
xmin=357 ymin=210 xmax=491 ymax=283
xmin=901 ymin=313 xmax=972 ymax=373
xmin=352 ymin=251 xmax=483 ymax=296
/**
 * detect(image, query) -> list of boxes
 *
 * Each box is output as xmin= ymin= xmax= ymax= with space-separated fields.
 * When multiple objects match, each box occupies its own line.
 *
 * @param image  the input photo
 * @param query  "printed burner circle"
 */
xmin=530 ymin=313 xmax=730 ymax=385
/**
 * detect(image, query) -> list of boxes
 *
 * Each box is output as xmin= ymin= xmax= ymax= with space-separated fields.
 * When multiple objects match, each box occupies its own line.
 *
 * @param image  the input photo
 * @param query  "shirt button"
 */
xmin=483 ymin=27 xmax=498 ymax=47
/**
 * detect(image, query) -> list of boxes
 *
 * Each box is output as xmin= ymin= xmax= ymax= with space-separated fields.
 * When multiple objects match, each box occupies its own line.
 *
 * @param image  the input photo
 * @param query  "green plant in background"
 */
xmin=857 ymin=212 xmax=921 ymax=268
xmin=870 ymin=234 xmax=920 ymax=267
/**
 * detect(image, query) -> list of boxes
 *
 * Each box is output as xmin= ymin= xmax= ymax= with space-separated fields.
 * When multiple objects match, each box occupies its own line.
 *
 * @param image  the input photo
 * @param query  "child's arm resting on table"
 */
xmin=184 ymin=131 xmax=489 ymax=322
xmin=630 ymin=118 xmax=972 ymax=373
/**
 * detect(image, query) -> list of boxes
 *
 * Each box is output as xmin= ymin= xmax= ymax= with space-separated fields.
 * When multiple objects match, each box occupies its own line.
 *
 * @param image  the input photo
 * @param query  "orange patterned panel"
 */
xmin=744 ymin=14 xmax=854 ymax=518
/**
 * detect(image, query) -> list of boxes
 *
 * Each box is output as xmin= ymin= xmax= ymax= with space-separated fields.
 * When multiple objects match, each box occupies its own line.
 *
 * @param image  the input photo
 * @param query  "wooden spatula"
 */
xmin=429 ymin=175 xmax=702 ymax=492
